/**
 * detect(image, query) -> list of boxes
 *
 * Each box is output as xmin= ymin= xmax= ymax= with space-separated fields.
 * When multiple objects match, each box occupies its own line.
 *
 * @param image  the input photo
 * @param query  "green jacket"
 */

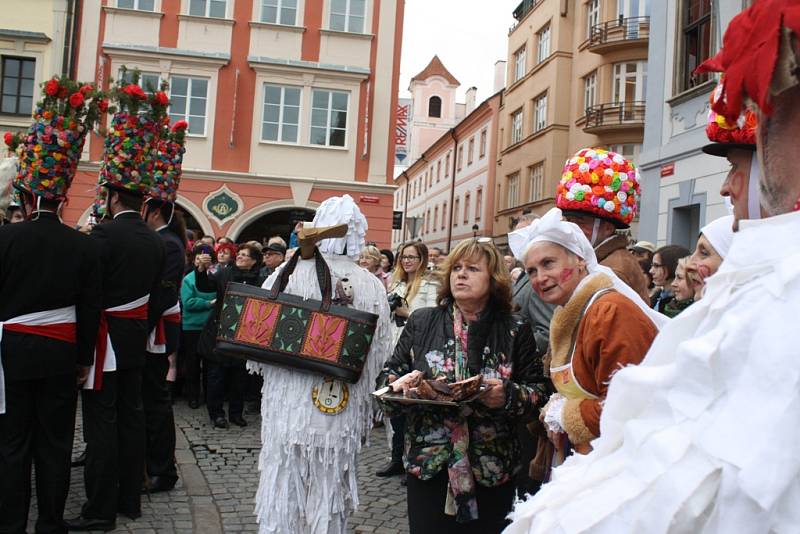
xmin=180 ymin=270 xmax=215 ymax=331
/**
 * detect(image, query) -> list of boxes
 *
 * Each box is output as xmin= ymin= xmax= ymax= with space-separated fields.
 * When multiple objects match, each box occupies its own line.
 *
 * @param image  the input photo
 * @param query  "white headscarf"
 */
xmin=508 ymin=207 xmax=668 ymax=329
xmin=311 ymin=194 xmax=368 ymax=260
xmin=700 ymin=214 xmax=735 ymax=259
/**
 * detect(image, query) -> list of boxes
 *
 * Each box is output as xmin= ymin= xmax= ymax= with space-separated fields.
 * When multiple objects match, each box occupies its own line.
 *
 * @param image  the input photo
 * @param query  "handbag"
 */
xmin=214 ymin=247 xmax=379 ymax=383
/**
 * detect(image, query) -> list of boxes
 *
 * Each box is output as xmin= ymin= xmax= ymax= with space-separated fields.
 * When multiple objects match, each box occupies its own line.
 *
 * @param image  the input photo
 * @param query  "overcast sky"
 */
xmin=398 ymin=0 xmax=522 ymax=103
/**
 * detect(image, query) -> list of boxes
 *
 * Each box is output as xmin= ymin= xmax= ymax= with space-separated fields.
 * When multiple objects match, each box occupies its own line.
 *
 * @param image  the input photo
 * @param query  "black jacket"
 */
xmin=512 ymin=275 xmax=556 ymax=355
xmin=0 ymin=212 xmax=101 ymax=380
xmin=195 ymin=263 xmax=265 ymax=364
xmin=149 ymin=226 xmax=185 ymax=353
xmin=90 ymin=211 xmax=165 ymax=370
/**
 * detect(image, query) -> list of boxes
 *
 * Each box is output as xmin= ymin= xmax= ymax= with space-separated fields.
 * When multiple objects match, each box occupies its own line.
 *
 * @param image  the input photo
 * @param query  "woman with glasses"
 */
xmin=378 ymin=238 xmax=546 ymax=532
xmin=649 ymin=244 xmax=690 ymax=314
xmin=194 ymin=243 xmax=266 ymax=429
xmin=376 ymin=241 xmax=442 ymax=480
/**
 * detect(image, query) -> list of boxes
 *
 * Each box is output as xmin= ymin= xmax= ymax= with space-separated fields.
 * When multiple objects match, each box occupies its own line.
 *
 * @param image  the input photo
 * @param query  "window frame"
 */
xmin=188 ymin=0 xmax=228 ymax=18
xmin=679 ymin=0 xmax=713 ymax=92
xmin=1 ymin=56 xmax=35 ymax=116
xmin=117 ymin=0 xmax=155 ymax=10
xmin=454 ymin=197 xmax=460 ymax=227
xmin=533 ymin=93 xmax=547 ymax=133
xmin=309 ymin=88 xmax=349 ymax=148
xmin=329 ymin=0 xmax=366 ymax=34
xmin=467 ymin=137 xmax=474 ymax=165
xmin=428 ymin=95 xmax=442 ymax=118
xmin=586 ymin=0 xmax=600 ymax=39
xmin=441 ymin=202 xmax=447 ymax=230
xmin=513 ymin=45 xmax=527 ymax=83
xmin=260 ymin=0 xmax=298 ymax=25
xmin=168 ymin=75 xmax=209 ymax=137
xmin=528 ymin=162 xmax=544 ymax=202
xmin=511 ymin=108 xmax=523 ymax=145
xmin=445 ymin=152 xmax=450 ymax=177
xmin=475 ymin=188 xmax=482 ymax=220
xmin=583 ymin=70 xmax=597 ymax=114
xmin=437 ymin=160 xmax=441 ymax=182
xmin=536 ymin=24 xmax=551 ymax=64
xmin=457 ymin=145 xmax=463 ymax=171
xmin=479 ymin=129 xmax=487 ymax=158
xmin=464 ymin=192 xmax=471 ymax=224
xmin=260 ymin=83 xmax=302 ymax=144
xmin=507 ymin=173 xmax=519 ymax=209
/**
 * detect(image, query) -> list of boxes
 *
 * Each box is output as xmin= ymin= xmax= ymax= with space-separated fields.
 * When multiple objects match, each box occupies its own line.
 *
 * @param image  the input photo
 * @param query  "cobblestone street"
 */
xmin=28 ymin=401 xmax=408 ymax=533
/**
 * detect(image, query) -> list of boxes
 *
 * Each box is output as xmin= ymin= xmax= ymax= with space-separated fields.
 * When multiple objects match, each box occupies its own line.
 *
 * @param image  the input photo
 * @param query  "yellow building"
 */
xmin=494 ymin=0 xmax=649 ymax=242
xmin=0 ymin=0 xmax=79 ymax=135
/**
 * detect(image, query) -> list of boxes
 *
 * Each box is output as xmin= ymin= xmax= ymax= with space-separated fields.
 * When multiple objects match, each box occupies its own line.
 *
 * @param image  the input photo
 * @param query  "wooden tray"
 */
xmin=371 ymin=385 xmax=487 ymax=407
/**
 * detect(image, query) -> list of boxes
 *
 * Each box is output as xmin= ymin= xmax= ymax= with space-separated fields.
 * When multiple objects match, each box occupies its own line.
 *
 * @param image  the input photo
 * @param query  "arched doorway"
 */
xmin=236 ymin=207 xmax=316 ymax=246
xmin=176 ymin=204 xmax=204 ymax=240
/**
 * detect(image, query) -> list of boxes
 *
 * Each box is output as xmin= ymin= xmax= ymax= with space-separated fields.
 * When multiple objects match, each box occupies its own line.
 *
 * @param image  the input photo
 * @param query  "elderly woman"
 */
xmin=509 ymin=208 xmax=663 ymax=457
xmin=378 ymin=238 xmax=546 ymax=532
xmin=665 ymin=257 xmax=695 ymax=317
xmin=687 ymin=215 xmax=734 ymax=295
xmin=359 ymin=244 xmax=391 ymax=291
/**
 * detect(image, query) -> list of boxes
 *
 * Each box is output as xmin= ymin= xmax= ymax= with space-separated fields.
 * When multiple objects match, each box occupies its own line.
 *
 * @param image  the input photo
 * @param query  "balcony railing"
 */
xmin=583 ymin=101 xmax=646 ymax=132
xmin=588 ymin=16 xmax=650 ymax=51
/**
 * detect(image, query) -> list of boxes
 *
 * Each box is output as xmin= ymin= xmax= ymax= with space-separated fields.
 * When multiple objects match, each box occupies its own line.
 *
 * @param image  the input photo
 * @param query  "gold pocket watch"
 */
xmin=311 ymin=377 xmax=349 ymax=415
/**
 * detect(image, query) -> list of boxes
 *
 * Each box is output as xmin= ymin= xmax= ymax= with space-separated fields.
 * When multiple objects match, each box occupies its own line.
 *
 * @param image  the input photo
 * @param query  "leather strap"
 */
xmin=269 ymin=247 xmax=333 ymax=312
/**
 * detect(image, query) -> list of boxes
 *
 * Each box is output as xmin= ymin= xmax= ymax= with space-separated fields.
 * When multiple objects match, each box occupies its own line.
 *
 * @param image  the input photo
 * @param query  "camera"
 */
xmin=387 ymin=293 xmax=407 ymax=327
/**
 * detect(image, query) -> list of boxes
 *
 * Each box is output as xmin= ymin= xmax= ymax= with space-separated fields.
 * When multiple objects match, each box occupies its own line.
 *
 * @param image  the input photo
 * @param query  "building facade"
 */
xmin=638 ymin=0 xmax=750 ymax=249
xmin=2 ymin=0 xmax=405 ymax=246
xmin=494 ymin=0 xmax=650 ymax=244
xmin=391 ymin=89 xmax=501 ymax=253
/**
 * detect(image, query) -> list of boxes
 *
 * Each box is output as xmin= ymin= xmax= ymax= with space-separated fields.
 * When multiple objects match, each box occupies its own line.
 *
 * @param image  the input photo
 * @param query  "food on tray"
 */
xmin=403 ymin=375 xmax=483 ymax=402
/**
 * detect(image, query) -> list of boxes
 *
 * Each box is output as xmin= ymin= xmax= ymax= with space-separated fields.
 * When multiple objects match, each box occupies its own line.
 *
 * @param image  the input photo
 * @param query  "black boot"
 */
xmin=375 ymin=460 xmax=404 ymax=477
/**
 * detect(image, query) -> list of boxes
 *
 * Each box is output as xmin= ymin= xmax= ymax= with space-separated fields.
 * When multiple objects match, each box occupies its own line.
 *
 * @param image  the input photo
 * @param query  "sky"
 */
xmin=397 ymin=0 xmax=522 ymax=103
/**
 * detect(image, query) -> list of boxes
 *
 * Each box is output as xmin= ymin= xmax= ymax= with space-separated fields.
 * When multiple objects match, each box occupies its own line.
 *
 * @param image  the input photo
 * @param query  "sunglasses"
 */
xmin=473 ymin=237 xmax=493 ymax=244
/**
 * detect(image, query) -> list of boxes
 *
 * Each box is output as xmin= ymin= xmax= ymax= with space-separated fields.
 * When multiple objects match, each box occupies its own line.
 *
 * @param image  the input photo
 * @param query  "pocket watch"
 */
xmin=311 ymin=377 xmax=349 ymax=415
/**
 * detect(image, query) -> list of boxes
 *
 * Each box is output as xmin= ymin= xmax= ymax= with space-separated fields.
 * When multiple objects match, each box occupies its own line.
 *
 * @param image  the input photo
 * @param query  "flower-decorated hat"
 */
xmin=5 ymin=77 xmax=106 ymax=201
xmin=702 ymin=79 xmax=757 ymax=158
xmin=147 ymin=118 xmax=188 ymax=204
xmin=555 ymin=148 xmax=640 ymax=229
xmin=98 ymin=67 xmax=170 ymax=197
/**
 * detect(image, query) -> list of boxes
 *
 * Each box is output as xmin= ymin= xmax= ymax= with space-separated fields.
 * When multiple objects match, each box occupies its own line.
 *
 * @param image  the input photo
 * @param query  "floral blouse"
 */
xmin=378 ymin=304 xmax=547 ymax=488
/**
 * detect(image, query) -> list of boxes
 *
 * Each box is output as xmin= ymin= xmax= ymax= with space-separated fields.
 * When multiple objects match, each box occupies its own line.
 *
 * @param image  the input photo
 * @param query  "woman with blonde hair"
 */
xmin=359 ymin=244 xmax=390 ymax=291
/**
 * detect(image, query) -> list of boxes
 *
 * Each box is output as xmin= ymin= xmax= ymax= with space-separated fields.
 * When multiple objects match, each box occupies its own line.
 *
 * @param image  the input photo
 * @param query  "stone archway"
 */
xmin=227 ymin=200 xmax=320 ymax=243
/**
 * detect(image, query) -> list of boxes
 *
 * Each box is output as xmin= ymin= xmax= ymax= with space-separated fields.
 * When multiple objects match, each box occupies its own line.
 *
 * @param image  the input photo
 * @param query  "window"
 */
xmin=428 ymin=96 xmax=441 ymax=118
xmin=445 ymin=152 xmax=450 ymax=177
xmin=513 ymin=46 xmax=526 ymax=82
xmin=619 ymin=0 xmax=651 ymax=38
xmin=118 ymin=0 xmax=155 ymax=10
xmin=583 ymin=70 xmax=597 ymax=113
xmin=613 ymin=62 xmax=647 ymax=120
xmin=261 ymin=0 xmax=297 ymax=25
xmin=586 ymin=0 xmax=600 ymax=38
xmin=169 ymin=76 xmax=208 ymax=135
xmin=120 ymin=70 xmax=161 ymax=94
xmin=464 ymin=192 xmax=471 ymax=224
xmin=475 ymin=188 xmax=482 ymax=220
xmin=534 ymin=93 xmax=547 ymax=132
xmin=189 ymin=0 xmax=227 ymax=18
xmin=479 ymin=129 xmax=487 ymax=158
xmin=608 ymin=143 xmax=642 ymax=163
xmin=468 ymin=137 xmax=474 ymax=165
xmin=681 ymin=0 xmax=712 ymax=91
xmin=1 ymin=57 xmax=35 ymax=115
xmin=454 ymin=197 xmax=460 ymax=227
xmin=507 ymin=173 xmax=519 ymax=208
xmin=434 ymin=206 xmax=439 ymax=233
xmin=310 ymin=89 xmax=348 ymax=147
xmin=426 ymin=208 xmax=431 ymax=233
xmin=511 ymin=108 xmax=523 ymax=144
xmin=528 ymin=162 xmax=544 ymax=202
xmin=262 ymin=84 xmax=301 ymax=143
xmin=437 ymin=161 xmax=441 ymax=182
xmin=536 ymin=24 xmax=551 ymax=64
xmin=423 ymin=172 xmax=427 ymax=191
xmin=330 ymin=0 xmax=366 ymax=33
xmin=441 ymin=202 xmax=447 ymax=230
xmin=457 ymin=146 xmax=463 ymax=171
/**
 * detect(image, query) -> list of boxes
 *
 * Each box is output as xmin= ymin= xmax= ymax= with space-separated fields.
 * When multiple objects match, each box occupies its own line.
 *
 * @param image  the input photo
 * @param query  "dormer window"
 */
xmin=428 ymin=96 xmax=441 ymax=118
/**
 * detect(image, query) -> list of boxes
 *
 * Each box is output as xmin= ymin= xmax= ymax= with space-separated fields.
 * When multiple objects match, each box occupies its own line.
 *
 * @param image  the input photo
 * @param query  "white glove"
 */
xmin=542 ymin=393 xmax=567 ymax=434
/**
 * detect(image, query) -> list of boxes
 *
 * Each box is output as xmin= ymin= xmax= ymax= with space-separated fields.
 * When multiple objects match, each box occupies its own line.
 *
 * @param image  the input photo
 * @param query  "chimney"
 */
xmin=465 ymin=87 xmax=477 ymax=114
xmin=493 ymin=60 xmax=507 ymax=93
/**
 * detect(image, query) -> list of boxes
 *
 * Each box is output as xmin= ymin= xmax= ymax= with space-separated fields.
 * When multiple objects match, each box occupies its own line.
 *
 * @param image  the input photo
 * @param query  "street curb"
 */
xmin=175 ymin=421 xmax=223 ymax=533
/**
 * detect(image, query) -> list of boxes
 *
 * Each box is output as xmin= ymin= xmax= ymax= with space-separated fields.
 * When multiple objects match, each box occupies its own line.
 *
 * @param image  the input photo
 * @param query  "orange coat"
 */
xmin=549 ymin=273 xmax=657 ymax=447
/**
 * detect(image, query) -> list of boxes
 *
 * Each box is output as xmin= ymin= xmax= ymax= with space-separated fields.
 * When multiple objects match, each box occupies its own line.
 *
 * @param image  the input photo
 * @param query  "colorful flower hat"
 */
xmin=556 ymin=148 xmax=641 ymax=229
xmin=147 ymin=119 xmax=188 ymax=203
xmin=702 ymin=79 xmax=757 ymax=158
xmin=98 ymin=68 xmax=170 ymax=197
xmin=6 ymin=77 xmax=106 ymax=201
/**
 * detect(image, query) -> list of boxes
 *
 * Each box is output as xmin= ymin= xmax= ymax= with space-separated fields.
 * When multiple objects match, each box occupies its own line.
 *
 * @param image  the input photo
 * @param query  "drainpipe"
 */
xmin=445 ymin=129 xmax=457 ymax=252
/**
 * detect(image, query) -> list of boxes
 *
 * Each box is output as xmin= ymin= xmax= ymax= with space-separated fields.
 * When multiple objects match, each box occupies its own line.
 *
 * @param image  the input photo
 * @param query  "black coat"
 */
xmin=90 ymin=211 xmax=165 ymax=370
xmin=0 ymin=212 xmax=101 ymax=379
xmin=195 ymin=263 xmax=265 ymax=364
xmin=150 ymin=226 xmax=185 ymax=353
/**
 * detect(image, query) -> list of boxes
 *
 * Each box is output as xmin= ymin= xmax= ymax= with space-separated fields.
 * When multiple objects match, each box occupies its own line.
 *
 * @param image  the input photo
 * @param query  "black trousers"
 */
xmin=205 ymin=358 xmax=246 ymax=420
xmin=180 ymin=330 xmax=202 ymax=403
xmin=142 ymin=353 xmax=177 ymax=482
xmin=0 ymin=373 xmax=76 ymax=534
xmin=81 ymin=368 xmax=145 ymax=520
xmin=406 ymin=470 xmax=514 ymax=534
xmin=390 ymin=414 xmax=406 ymax=462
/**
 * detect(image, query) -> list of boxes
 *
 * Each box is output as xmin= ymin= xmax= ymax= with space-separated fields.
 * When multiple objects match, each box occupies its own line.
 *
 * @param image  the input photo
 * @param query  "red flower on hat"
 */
xmin=3 ymin=132 xmax=12 ymax=146
xmin=80 ymin=84 xmax=94 ymax=95
xmin=98 ymin=98 xmax=109 ymax=113
xmin=153 ymin=91 xmax=169 ymax=106
xmin=171 ymin=120 xmax=189 ymax=132
xmin=122 ymin=84 xmax=146 ymax=100
xmin=69 ymin=92 xmax=85 ymax=108
xmin=44 ymin=79 xmax=60 ymax=97
xmin=58 ymin=87 xmax=68 ymax=99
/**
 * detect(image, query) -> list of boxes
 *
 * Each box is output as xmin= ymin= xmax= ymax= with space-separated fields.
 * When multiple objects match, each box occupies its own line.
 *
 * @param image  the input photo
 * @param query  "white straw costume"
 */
xmin=249 ymin=195 xmax=392 ymax=534
xmin=505 ymin=210 xmax=800 ymax=533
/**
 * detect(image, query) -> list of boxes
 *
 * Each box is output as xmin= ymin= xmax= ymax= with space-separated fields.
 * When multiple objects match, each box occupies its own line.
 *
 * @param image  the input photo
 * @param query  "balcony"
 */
xmin=587 ymin=16 xmax=650 ymax=54
xmin=583 ymin=101 xmax=645 ymax=134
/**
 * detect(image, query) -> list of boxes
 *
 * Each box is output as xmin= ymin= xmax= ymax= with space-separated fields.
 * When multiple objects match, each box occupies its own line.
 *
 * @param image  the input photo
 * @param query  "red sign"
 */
xmin=360 ymin=195 xmax=380 ymax=204
xmin=660 ymin=162 xmax=675 ymax=177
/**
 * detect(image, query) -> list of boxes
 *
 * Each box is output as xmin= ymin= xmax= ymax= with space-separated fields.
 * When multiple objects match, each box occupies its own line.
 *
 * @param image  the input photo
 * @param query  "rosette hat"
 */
xmin=6 ymin=77 xmax=106 ymax=202
xmin=147 ymin=118 xmax=188 ymax=203
xmin=99 ymin=67 xmax=170 ymax=196
xmin=555 ymin=148 xmax=641 ymax=229
xmin=702 ymin=78 xmax=757 ymax=157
